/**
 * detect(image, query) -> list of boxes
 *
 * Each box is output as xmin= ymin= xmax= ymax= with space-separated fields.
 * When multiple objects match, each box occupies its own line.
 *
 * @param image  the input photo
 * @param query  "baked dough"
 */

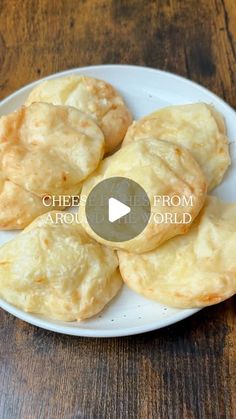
xmin=79 ymin=138 xmax=207 ymax=253
xmin=0 ymin=102 xmax=104 ymax=196
xmin=118 ymin=196 xmax=236 ymax=308
xmin=0 ymin=212 xmax=122 ymax=320
xmin=123 ymin=103 xmax=230 ymax=190
xmin=0 ymin=175 xmax=61 ymax=230
xmin=25 ymin=75 xmax=133 ymax=153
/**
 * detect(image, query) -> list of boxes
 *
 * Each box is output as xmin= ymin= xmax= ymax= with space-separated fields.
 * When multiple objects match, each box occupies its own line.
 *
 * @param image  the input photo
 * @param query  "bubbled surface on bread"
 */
xmin=0 ymin=102 xmax=105 ymax=197
xmin=0 ymin=212 xmax=122 ymax=321
xmin=80 ymin=138 xmax=207 ymax=253
xmin=25 ymin=75 xmax=132 ymax=153
xmin=118 ymin=196 xmax=236 ymax=308
xmin=123 ymin=103 xmax=230 ymax=191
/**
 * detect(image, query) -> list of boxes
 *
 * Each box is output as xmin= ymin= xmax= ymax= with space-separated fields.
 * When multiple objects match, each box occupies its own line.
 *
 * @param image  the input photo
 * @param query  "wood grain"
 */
xmin=0 ymin=0 xmax=235 ymax=418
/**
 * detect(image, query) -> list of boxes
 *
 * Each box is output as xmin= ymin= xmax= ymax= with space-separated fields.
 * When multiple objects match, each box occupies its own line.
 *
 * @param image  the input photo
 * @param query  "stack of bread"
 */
xmin=0 ymin=75 xmax=235 ymax=321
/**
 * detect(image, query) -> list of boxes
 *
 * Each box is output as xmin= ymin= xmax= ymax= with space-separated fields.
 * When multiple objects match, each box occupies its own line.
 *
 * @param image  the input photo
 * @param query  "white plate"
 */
xmin=0 ymin=65 xmax=236 ymax=337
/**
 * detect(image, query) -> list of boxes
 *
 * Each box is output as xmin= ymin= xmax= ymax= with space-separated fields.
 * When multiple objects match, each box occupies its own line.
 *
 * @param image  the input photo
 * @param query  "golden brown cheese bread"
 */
xmin=118 ymin=196 xmax=236 ymax=308
xmin=0 ymin=175 xmax=61 ymax=230
xmin=0 ymin=212 xmax=122 ymax=320
xmin=123 ymin=103 xmax=230 ymax=190
xmin=79 ymin=138 xmax=207 ymax=253
xmin=0 ymin=102 xmax=104 ymax=196
xmin=25 ymin=75 xmax=133 ymax=153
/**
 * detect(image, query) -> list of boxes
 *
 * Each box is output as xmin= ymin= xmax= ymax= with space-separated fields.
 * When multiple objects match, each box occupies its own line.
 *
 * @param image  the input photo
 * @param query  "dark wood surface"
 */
xmin=0 ymin=1 xmax=235 ymax=418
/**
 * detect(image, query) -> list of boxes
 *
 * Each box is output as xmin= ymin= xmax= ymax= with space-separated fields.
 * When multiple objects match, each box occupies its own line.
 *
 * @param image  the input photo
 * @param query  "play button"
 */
xmin=108 ymin=198 xmax=131 ymax=223
xmin=85 ymin=177 xmax=151 ymax=242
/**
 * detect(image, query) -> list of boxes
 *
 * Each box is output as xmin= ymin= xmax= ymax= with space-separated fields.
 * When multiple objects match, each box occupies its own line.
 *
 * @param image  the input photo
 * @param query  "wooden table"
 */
xmin=0 ymin=1 xmax=235 ymax=417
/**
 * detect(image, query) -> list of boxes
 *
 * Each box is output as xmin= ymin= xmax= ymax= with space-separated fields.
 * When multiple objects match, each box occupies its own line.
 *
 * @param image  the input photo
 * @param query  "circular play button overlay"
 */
xmin=85 ymin=177 xmax=151 ymax=242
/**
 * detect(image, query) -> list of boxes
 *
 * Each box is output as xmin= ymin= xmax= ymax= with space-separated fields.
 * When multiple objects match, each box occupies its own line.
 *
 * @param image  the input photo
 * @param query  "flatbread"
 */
xmin=123 ymin=103 xmax=230 ymax=190
xmin=79 ymin=138 xmax=207 ymax=253
xmin=0 ymin=212 xmax=122 ymax=321
xmin=0 ymin=102 xmax=104 ymax=196
xmin=25 ymin=75 xmax=133 ymax=153
xmin=118 ymin=196 xmax=236 ymax=308
xmin=0 ymin=175 xmax=62 ymax=229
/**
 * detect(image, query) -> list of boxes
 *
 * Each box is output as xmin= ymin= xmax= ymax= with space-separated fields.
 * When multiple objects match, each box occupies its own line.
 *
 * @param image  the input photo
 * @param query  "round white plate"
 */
xmin=0 ymin=65 xmax=236 ymax=337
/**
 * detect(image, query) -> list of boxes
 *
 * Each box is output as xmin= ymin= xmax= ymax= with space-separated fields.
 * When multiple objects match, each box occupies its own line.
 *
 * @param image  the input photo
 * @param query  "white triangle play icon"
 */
xmin=108 ymin=197 xmax=131 ymax=223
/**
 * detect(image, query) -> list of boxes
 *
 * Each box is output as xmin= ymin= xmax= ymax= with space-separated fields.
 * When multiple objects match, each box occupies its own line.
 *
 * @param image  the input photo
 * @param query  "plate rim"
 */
xmin=0 ymin=299 xmax=199 ymax=337
xmin=1 ymin=63 xmax=235 ymax=116
xmin=1 ymin=64 xmax=235 ymax=337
